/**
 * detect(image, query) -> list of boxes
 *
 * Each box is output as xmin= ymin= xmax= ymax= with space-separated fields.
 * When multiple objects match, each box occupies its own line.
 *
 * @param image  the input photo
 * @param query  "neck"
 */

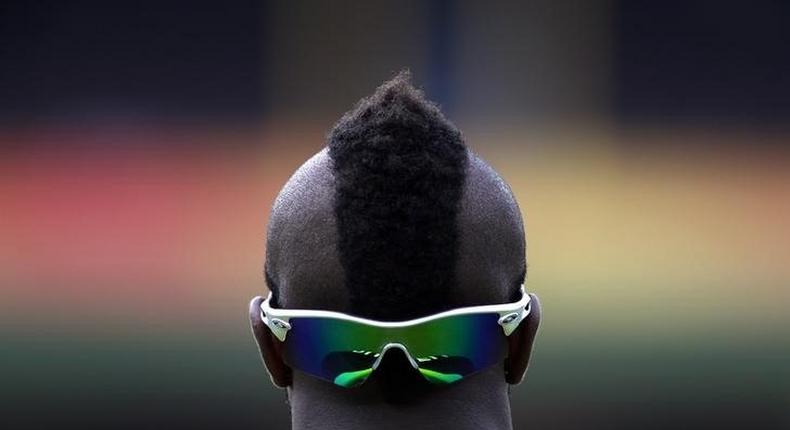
xmin=288 ymin=367 xmax=513 ymax=430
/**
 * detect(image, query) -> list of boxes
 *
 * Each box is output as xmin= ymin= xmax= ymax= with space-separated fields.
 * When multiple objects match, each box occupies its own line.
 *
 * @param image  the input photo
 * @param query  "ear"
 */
xmin=505 ymin=293 xmax=541 ymax=385
xmin=249 ymin=296 xmax=292 ymax=388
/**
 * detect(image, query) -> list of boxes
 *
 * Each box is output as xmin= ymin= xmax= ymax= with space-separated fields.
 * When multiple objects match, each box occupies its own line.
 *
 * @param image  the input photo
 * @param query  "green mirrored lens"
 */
xmin=418 ymin=368 xmax=463 ymax=384
xmin=334 ymin=367 xmax=374 ymax=387
xmin=284 ymin=318 xmax=383 ymax=386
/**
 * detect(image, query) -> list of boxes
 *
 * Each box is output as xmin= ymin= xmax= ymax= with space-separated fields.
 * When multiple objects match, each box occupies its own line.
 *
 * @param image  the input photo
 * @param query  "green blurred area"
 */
xmin=3 ymin=318 xmax=788 ymax=429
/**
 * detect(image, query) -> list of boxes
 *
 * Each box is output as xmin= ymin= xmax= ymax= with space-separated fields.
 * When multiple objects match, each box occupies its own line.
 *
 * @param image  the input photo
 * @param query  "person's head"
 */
xmin=250 ymin=73 xmax=540 ymax=428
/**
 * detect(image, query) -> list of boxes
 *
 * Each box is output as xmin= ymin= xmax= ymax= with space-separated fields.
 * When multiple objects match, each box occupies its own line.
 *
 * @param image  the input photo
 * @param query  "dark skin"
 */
xmin=250 ymin=149 xmax=541 ymax=429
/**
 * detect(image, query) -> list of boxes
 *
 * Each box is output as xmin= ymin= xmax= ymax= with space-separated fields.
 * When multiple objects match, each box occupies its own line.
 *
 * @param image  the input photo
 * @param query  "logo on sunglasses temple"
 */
xmin=262 ymin=316 xmax=291 ymax=341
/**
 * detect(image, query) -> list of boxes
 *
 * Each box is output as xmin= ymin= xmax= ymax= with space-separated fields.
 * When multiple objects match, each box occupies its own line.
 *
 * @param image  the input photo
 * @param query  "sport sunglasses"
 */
xmin=260 ymin=287 xmax=531 ymax=387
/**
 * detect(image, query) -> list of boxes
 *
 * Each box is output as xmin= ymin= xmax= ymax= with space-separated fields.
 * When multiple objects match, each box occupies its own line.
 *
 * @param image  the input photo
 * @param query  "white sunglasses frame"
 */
xmin=260 ymin=285 xmax=531 ymax=342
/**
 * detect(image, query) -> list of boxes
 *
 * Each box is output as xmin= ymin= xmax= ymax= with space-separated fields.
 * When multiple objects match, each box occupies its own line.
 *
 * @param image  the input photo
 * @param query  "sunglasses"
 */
xmin=260 ymin=287 xmax=531 ymax=387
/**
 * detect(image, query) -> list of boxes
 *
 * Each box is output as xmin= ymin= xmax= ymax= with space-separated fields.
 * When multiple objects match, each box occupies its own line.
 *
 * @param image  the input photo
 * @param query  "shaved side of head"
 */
xmin=264 ymin=149 xmax=347 ymax=311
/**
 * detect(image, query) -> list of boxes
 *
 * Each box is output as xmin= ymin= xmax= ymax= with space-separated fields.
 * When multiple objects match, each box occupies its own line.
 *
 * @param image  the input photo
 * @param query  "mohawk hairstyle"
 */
xmin=328 ymin=72 xmax=468 ymax=320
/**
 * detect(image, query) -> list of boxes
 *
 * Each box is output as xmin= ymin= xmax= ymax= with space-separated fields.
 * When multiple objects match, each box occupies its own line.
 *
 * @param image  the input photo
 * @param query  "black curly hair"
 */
xmin=327 ymin=72 xmax=469 ymax=320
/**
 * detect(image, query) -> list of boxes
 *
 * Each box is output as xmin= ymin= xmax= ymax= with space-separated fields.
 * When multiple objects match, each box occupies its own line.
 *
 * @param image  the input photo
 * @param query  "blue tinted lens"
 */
xmin=282 ymin=313 xmax=506 ymax=387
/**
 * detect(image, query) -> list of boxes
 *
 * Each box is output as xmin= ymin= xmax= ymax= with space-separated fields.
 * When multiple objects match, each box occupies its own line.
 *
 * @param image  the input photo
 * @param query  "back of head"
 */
xmin=252 ymin=72 xmax=539 ymax=430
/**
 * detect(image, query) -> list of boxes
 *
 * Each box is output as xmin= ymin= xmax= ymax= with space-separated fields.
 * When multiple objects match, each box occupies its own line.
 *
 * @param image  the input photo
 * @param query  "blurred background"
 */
xmin=1 ymin=0 xmax=788 ymax=428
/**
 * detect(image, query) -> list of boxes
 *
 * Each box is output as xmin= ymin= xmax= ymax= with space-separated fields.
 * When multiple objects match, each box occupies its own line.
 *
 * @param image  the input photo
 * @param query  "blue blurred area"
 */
xmin=0 ymin=0 xmax=790 ymax=131
xmin=615 ymin=0 xmax=790 ymax=124
xmin=3 ymin=1 xmax=786 ymax=132
xmin=0 ymin=0 xmax=265 ymax=122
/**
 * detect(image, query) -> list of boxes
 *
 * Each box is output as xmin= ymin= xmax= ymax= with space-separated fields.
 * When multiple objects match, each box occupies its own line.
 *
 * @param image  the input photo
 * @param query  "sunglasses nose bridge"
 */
xmin=372 ymin=343 xmax=420 ymax=371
